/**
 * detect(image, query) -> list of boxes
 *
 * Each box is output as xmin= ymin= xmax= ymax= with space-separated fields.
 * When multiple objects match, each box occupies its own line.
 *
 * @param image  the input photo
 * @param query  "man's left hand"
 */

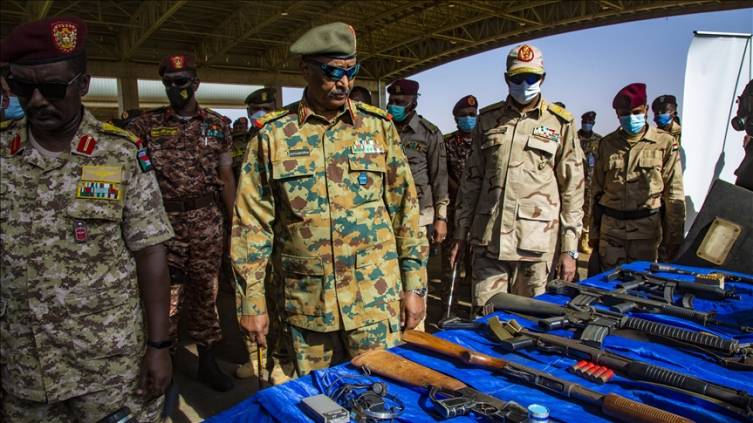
xmin=556 ymin=253 xmax=577 ymax=281
xmin=137 ymin=347 xmax=172 ymax=401
xmin=432 ymin=220 xmax=448 ymax=244
xmin=401 ymin=291 xmax=425 ymax=330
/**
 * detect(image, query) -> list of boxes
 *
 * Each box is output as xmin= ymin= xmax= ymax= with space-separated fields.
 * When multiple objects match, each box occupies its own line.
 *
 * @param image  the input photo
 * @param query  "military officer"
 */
xmin=126 ymin=53 xmax=236 ymax=392
xmin=231 ymin=22 xmax=427 ymax=377
xmin=233 ymin=117 xmax=249 ymax=133
xmin=440 ymin=95 xmax=478 ymax=318
xmin=589 ymin=83 xmax=685 ymax=271
xmin=652 ymin=94 xmax=682 ymax=146
xmin=450 ymin=44 xmax=584 ymax=311
xmin=578 ymin=111 xmax=603 ymax=255
xmin=349 ymin=85 xmax=373 ymax=105
xmin=231 ymin=88 xmax=277 ymax=181
xmin=1 ymin=16 xmax=173 ymax=421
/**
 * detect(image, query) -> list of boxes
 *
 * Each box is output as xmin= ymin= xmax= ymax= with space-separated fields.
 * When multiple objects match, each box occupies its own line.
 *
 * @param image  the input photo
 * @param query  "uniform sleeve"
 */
xmin=454 ymin=127 xmax=486 ymax=240
xmin=661 ymin=143 xmax=686 ymax=248
xmin=427 ymin=129 xmax=449 ymax=220
xmin=231 ymin=131 xmax=275 ymax=315
xmin=124 ymin=118 xmax=148 ymax=145
xmin=589 ymin=138 xmax=607 ymax=240
xmin=383 ymin=121 xmax=428 ymax=291
xmin=121 ymin=147 xmax=174 ymax=251
xmin=555 ymin=121 xmax=585 ymax=253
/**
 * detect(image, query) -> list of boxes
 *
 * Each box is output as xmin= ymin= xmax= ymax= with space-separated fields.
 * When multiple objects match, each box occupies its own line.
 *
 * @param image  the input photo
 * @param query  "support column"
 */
xmin=117 ymin=77 xmax=140 ymax=116
xmin=267 ymin=82 xmax=285 ymax=109
xmin=377 ymin=80 xmax=386 ymax=109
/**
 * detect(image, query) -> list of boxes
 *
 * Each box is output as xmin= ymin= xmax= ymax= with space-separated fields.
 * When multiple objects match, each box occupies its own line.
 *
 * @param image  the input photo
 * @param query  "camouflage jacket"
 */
xmin=578 ymin=130 xmax=603 ymax=170
xmin=443 ymin=130 xmax=474 ymax=207
xmin=664 ymin=121 xmax=682 ymax=147
xmin=231 ymin=97 xmax=428 ymax=332
xmin=455 ymin=97 xmax=584 ymax=261
xmin=590 ymin=125 xmax=685 ymax=245
xmin=232 ymin=126 xmax=258 ymax=172
xmin=126 ymin=106 xmax=232 ymax=200
xmin=397 ymin=113 xmax=449 ymax=226
xmin=0 ymin=110 xmax=174 ymax=402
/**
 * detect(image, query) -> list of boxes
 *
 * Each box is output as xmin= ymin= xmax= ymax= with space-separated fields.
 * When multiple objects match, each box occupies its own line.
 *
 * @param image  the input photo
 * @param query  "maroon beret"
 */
xmin=388 ymin=79 xmax=419 ymax=96
xmin=582 ymin=111 xmax=596 ymax=119
xmin=613 ymin=83 xmax=647 ymax=110
xmin=0 ymin=15 xmax=87 ymax=65
xmin=159 ymin=53 xmax=197 ymax=76
xmin=453 ymin=95 xmax=478 ymax=115
xmin=652 ymin=94 xmax=677 ymax=112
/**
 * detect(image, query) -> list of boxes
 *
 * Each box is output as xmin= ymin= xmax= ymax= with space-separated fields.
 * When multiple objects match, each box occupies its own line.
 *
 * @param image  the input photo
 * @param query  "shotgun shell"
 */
xmin=589 ymin=366 xmax=609 ymax=383
xmin=568 ymin=360 xmax=589 ymax=374
xmin=576 ymin=362 xmax=596 ymax=377
xmin=596 ymin=369 xmax=615 ymax=385
xmin=583 ymin=365 xmax=603 ymax=380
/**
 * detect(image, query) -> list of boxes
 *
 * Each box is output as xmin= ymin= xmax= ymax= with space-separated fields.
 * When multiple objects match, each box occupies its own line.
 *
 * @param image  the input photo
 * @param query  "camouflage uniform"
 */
xmin=231 ymin=97 xmax=427 ymax=376
xmin=127 ymin=106 xmax=231 ymax=352
xmin=0 ymin=111 xmax=173 ymax=421
xmin=665 ymin=121 xmax=682 ymax=147
xmin=455 ymin=99 xmax=584 ymax=306
xmin=441 ymin=131 xmax=474 ymax=309
xmin=579 ymin=130 xmax=603 ymax=240
xmin=231 ymin=127 xmax=257 ymax=182
xmin=590 ymin=125 xmax=685 ymax=271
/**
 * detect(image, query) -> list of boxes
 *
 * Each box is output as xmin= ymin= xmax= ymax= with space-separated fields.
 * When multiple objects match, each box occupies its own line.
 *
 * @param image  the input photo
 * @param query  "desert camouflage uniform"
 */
xmin=579 ymin=130 xmax=603 ymax=238
xmin=0 ymin=110 xmax=173 ymax=421
xmin=231 ymin=96 xmax=427 ymax=376
xmin=657 ymin=121 xmax=682 ymax=262
xmin=664 ymin=121 xmax=682 ymax=147
xmin=441 ymin=131 xmax=474 ymax=308
xmin=127 ymin=106 xmax=231 ymax=352
xmin=455 ymin=98 xmax=584 ymax=306
xmin=590 ymin=125 xmax=685 ymax=271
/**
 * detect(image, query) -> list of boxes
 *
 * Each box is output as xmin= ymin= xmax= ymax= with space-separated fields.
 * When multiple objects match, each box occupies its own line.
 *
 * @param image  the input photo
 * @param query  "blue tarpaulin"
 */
xmin=205 ymin=262 xmax=753 ymax=423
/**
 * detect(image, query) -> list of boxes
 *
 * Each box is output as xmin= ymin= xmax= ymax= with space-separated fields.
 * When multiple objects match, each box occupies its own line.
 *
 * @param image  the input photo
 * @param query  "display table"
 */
xmin=205 ymin=262 xmax=753 ymax=423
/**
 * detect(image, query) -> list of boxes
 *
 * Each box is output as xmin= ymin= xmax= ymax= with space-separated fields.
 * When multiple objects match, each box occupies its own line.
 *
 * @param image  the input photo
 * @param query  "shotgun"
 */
xmin=604 ymin=267 xmax=740 ymax=303
xmin=402 ymin=330 xmax=694 ymax=423
xmin=649 ymin=263 xmax=753 ymax=286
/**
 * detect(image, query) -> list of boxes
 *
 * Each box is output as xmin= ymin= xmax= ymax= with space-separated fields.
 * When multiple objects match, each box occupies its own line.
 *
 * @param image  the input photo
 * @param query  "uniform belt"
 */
xmin=163 ymin=192 xmax=217 ymax=213
xmin=602 ymin=206 xmax=660 ymax=220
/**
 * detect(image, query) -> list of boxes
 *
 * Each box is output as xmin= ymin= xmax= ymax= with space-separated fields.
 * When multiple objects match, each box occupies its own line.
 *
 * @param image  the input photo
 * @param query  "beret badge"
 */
xmin=51 ymin=21 xmax=78 ymax=54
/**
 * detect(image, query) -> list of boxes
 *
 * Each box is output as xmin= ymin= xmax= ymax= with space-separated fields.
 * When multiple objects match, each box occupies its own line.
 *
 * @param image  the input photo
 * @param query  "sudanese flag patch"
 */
xmin=137 ymin=150 xmax=154 ymax=172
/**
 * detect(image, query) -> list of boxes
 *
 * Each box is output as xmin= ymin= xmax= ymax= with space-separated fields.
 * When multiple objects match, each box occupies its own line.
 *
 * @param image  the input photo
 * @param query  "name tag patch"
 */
xmin=150 ymin=127 xmax=180 ymax=137
xmin=289 ymin=149 xmax=311 ymax=157
xmin=352 ymin=139 xmax=384 ymax=154
xmin=533 ymin=126 xmax=560 ymax=142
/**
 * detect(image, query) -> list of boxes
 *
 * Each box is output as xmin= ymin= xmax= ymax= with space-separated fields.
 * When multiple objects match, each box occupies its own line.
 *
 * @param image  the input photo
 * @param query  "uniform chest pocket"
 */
xmin=525 ymin=136 xmax=559 ymax=172
xmin=638 ymin=154 xmax=664 ymax=195
xmin=348 ymin=154 xmax=386 ymax=205
xmin=272 ymin=158 xmax=320 ymax=213
xmin=67 ymin=200 xmax=124 ymax=244
xmin=148 ymin=136 xmax=184 ymax=169
xmin=481 ymin=128 xmax=511 ymax=171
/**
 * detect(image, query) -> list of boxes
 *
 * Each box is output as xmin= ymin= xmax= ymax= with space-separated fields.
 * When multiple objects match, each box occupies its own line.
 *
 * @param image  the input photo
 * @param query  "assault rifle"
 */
xmin=650 ymin=263 xmax=753 ymax=286
xmin=486 ymin=293 xmax=752 ymax=369
xmin=605 ymin=267 xmax=740 ymax=303
xmin=547 ymin=279 xmax=753 ymax=333
xmin=439 ymin=316 xmax=753 ymax=417
xmin=351 ymin=349 xmax=529 ymax=422
xmin=402 ymin=330 xmax=694 ymax=423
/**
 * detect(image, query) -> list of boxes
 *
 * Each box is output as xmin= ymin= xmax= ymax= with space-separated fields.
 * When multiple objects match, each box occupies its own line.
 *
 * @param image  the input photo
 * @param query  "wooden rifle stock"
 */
xmin=402 ymin=330 xmax=693 ymax=423
xmin=351 ymin=349 xmax=466 ymax=391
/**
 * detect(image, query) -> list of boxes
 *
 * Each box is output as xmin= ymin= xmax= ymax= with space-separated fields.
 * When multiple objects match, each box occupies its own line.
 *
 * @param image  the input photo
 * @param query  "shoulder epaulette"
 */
xmin=547 ymin=103 xmax=573 ymax=122
xmin=480 ymin=101 xmax=505 ymax=114
xmin=254 ymin=108 xmax=288 ymax=128
xmin=204 ymin=107 xmax=225 ymax=119
xmin=356 ymin=102 xmax=391 ymax=120
xmin=144 ymin=106 xmax=168 ymax=114
xmin=419 ymin=117 xmax=439 ymax=134
xmin=100 ymin=122 xmax=142 ymax=144
xmin=443 ymin=131 xmax=455 ymax=140
xmin=0 ymin=119 xmax=16 ymax=131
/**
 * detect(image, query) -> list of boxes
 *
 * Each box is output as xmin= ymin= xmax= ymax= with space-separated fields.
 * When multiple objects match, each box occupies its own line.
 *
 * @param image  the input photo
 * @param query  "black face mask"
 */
xmin=166 ymin=85 xmax=194 ymax=109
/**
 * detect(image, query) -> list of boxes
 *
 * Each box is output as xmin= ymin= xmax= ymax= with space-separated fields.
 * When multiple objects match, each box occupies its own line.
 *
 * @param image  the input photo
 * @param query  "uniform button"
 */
xmin=538 ymin=162 xmax=546 ymax=170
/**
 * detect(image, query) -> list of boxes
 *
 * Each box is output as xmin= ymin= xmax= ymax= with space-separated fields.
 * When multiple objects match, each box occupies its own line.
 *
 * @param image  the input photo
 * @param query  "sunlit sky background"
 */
xmin=220 ymin=8 xmax=753 ymax=136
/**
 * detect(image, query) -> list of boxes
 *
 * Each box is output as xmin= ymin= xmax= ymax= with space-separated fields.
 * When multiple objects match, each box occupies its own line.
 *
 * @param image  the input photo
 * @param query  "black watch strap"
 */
xmin=147 ymin=339 xmax=173 ymax=349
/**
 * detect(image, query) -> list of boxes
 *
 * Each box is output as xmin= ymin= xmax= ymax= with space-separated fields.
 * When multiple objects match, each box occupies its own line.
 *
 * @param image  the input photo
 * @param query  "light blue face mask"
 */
xmin=387 ymin=104 xmax=408 ymax=122
xmin=620 ymin=113 xmax=646 ymax=135
xmin=654 ymin=113 xmax=672 ymax=127
xmin=4 ymin=96 xmax=25 ymax=120
xmin=457 ymin=116 xmax=476 ymax=133
xmin=581 ymin=123 xmax=594 ymax=133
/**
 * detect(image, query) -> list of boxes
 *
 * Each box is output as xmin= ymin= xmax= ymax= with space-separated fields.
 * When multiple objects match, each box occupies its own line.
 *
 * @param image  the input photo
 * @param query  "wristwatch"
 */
xmin=436 ymin=217 xmax=447 ymax=222
xmin=406 ymin=288 xmax=427 ymax=298
xmin=147 ymin=339 xmax=173 ymax=349
xmin=565 ymin=251 xmax=579 ymax=260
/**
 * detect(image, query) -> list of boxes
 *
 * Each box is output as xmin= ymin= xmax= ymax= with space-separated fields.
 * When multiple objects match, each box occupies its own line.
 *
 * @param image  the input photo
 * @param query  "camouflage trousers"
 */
xmin=283 ymin=313 xmax=401 ymax=377
xmin=583 ymin=166 xmax=595 ymax=235
xmin=597 ymin=235 xmax=660 ymax=272
xmin=471 ymin=250 xmax=550 ymax=307
xmin=440 ymin=207 xmax=472 ymax=309
xmin=1 ymin=376 xmax=163 ymax=423
xmin=166 ymin=204 xmax=224 ymax=352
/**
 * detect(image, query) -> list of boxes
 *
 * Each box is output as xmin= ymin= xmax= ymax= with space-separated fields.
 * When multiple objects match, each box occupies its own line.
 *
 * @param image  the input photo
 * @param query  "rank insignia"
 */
xmin=137 ymin=150 xmax=154 ymax=172
xmin=358 ymin=172 xmax=368 ymax=185
xmin=72 ymin=219 xmax=88 ymax=243
xmin=351 ymin=139 xmax=384 ymax=154
xmin=76 ymin=135 xmax=97 ymax=155
xmin=533 ymin=126 xmax=560 ymax=142
xmin=404 ymin=141 xmax=423 ymax=152
xmin=82 ymin=166 xmax=122 ymax=182
xmin=9 ymin=133 xmax=21 ymax=155
xmin=76 ymin=182 xmax=121 ymax=201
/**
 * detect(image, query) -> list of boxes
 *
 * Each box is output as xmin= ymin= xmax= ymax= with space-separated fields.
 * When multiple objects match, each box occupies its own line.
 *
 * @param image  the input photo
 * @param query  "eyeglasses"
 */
xmin=7 ymin=72 xmax=83 ymax=100
xmin=508 ymin=73 xmax=542 ymax=85
xmin=307 ymin=59 xmax=359 ymax=81
xmin=162 ymin=76 xmax=195 ymax=87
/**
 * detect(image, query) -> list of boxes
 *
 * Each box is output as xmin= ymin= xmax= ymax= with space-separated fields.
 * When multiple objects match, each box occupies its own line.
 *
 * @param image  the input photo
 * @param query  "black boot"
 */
xmin=197 ymin=345 xmax=234 ymax=392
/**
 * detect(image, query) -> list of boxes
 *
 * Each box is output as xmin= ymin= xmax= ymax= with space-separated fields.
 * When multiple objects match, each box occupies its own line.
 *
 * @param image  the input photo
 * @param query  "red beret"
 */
xmin=453 ymin=95 xmax=478 ymax=115
xmin=388 ymin=79 xmax=419 ymax=96
xmin=1 ymin=15 xmax=87 ymax=65
xmin=159 ymin=53 xmax=197 ymax=76
xmin=613 ymin=83 xmax=647 ymax=110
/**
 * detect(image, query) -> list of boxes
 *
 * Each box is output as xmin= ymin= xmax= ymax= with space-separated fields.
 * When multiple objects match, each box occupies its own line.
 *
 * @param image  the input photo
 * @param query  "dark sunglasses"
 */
xmin=508 ymin=73 xmax=542 ymax=85
xmin=162 ymin=76 xmax=195 ymax=87
xmin=7 ymin=72 xmax=83 ymax=100
xmin=307 ymin=59 xmax=359 ymax=81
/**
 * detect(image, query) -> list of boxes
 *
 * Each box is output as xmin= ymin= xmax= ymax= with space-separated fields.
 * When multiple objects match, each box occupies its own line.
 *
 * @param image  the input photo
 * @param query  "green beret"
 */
xmin=245 ymin=88 xmax=277 ymax=105
xmin=290 ymin=22 xmax=357 ymax=58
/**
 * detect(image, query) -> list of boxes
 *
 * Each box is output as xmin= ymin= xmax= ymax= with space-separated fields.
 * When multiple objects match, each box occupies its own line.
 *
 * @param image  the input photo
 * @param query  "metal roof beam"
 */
xmin=26 ymin=0 xmax=53 ymax=21
xmin=116 ymin=0 xmax=187 ymax=61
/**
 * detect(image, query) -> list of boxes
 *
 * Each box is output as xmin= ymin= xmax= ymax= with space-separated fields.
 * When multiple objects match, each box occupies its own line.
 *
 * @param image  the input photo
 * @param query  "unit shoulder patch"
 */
xmin=419 ymin=117 xmax=439 ymax=134
xmin=254 ymin=108 xmax=288 ymax=128
xmin=547 ymin=103 xmax=573 ymax=122
xmin=356 ymin=103 xmax=390 ymax=120
xmin=480 ymin=101 xmax=505 ymax=115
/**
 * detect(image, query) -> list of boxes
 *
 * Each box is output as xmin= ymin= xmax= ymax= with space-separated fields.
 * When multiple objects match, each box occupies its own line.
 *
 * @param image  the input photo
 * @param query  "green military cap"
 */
xmin=245 ymin=88 xmax=277 ymax=105
xmin=290 ymin=22 xmax=357 ymax=58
